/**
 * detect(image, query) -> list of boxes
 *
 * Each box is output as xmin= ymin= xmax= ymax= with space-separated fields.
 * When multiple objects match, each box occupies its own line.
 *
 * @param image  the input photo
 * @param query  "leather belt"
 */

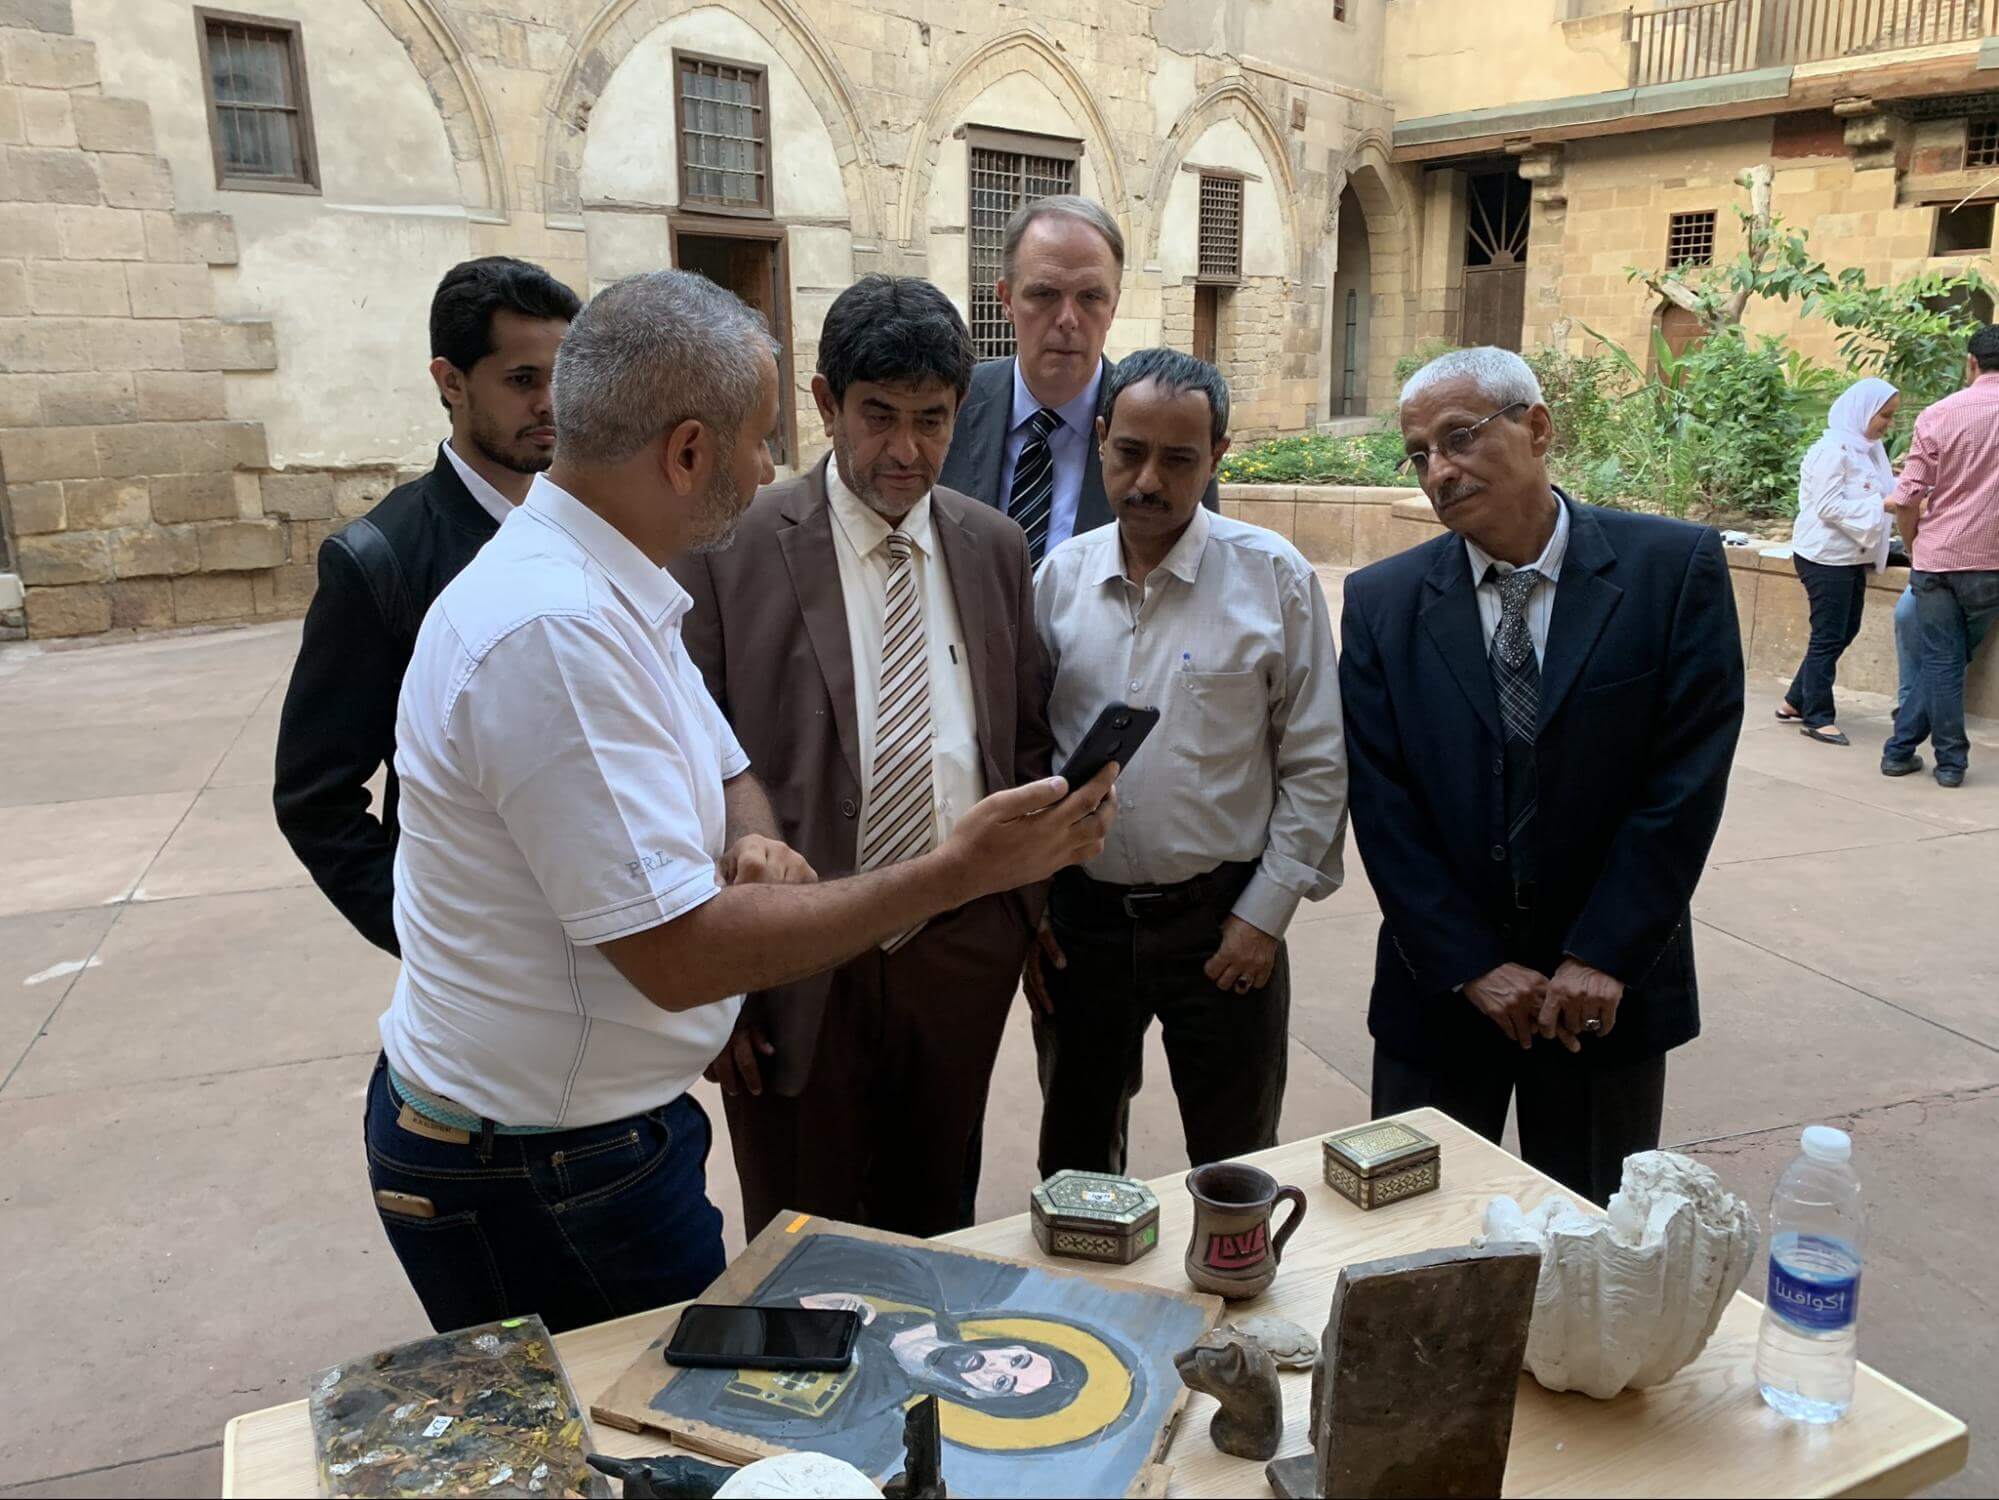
xmin=1058 ymin=861 xmax=1257 ymax=923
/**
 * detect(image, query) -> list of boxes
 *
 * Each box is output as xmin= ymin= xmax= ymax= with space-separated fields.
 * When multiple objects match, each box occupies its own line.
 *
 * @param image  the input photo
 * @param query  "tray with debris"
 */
xmin=307 ymin=1315 xmax=610 ymax=1497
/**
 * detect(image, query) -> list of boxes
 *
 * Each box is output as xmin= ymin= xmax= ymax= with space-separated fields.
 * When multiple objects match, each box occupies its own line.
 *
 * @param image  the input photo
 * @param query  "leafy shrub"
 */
xmin=1216 ymin=427 xmax=1410 ymax=487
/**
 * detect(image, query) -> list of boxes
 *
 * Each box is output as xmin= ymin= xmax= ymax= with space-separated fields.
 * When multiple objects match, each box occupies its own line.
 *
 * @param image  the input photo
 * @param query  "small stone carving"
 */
xmin=1224 ymin=1314 xmax=1317 ymax=1370
xmin=1480 ymin=1149 xmax=1758 ymax=1400
xmin=712 ymin=1452 xmax=882 ymax=1499
xmin=882 ymin=1395 xmax=945 ymax=1498
xmin=1174 ymin=1327 xmax=1283 ymax=1461
xmin=586 ymin=1453 xmax=737 ymax=1498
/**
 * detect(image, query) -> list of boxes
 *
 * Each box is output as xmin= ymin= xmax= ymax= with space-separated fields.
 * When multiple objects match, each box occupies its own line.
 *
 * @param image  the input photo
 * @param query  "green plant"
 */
xmin=1215 ymin=426 xmax=1411 ymax=487
xmin=1813 ymin=265 xmax=1997 ymax=416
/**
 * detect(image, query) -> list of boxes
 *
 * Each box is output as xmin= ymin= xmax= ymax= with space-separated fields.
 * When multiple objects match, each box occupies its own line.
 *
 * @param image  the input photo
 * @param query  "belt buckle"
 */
xmin=1513 ymin=880 xmax=1535 ymax=913
xmin=1121 ymin=889 xmax=1164 ymax=920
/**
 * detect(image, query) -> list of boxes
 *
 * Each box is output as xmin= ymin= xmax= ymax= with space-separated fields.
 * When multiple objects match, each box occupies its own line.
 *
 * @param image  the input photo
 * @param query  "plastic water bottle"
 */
xmin=1756 ymin=1125 xmax=1865 ymax=1422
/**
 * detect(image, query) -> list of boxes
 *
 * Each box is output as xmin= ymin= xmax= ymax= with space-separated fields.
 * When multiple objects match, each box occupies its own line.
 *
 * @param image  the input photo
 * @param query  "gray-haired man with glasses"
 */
xmin=1338 ymin=347 xmax=1743 ymax=1205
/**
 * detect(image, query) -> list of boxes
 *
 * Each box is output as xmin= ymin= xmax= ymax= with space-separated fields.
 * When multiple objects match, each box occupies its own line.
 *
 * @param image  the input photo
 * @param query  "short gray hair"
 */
xmin=553 ymin=270 xmax=778 ymax=467
xmin=1001 ymin=194 xmax=1125 ymax=283
xmin=1399 ymin=347 xmax=1545 ymax=411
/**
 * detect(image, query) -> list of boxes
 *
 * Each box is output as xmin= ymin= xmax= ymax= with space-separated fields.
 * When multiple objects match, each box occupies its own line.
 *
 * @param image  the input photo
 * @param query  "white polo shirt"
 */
xmin=382 ymin=474 xmax=747 ymax=1128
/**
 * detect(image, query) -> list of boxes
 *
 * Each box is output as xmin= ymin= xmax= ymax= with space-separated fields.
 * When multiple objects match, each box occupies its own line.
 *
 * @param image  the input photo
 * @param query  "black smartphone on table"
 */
xmin=1058 ymin=702 xmax=1161 ymax=788
xmin=664 ymin=1303 xmax=862 ymax=1372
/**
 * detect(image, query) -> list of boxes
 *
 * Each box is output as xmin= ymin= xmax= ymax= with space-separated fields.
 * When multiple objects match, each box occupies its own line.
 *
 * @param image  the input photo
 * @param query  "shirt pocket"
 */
xmin=1172 ymin=669 xmax=1269 ymax=786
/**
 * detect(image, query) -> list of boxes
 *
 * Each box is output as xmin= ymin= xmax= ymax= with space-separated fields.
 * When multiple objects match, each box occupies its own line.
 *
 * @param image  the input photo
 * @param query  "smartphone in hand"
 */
xmin=1058 ymin=702 xmax=1160 ymax=788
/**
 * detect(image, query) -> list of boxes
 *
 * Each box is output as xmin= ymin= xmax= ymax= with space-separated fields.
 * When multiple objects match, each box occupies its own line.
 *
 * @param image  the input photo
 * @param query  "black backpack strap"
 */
xmin=336 ymin=516 xmax=422 ymax=648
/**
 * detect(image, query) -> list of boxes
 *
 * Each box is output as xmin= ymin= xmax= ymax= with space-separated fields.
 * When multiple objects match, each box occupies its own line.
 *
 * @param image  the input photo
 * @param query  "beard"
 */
xmin=834 ymin=445 xmax=928 ymax=521
xmin=685 ymin=466 xmax=751 ymax=554
xmin=469 ymin=407 xmax=554 ymax=476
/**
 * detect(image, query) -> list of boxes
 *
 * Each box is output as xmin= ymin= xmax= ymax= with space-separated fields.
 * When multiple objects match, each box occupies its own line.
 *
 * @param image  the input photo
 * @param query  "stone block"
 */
xmin=174 ymin=418 xmax=264 ymax=471
xmin=0 ymin=570 xmax=18 ymax=606
xmin=107 ymin=575 xmax=172 ymax=627
xmin=196 ymin=517 xmax=285 ymax=571
xmin=1292 ymin=497 xmax=1355 ymax=566
xmin=0 ymin=85 xmax=17 ymax=145
xmin=0 ymin=421 xmax=94 ymax=479
xmin=26 ymin=256 xmax=125 ymax=315
xmin=3 ymin=143 xmax=97 ymax=202
xmin=171 ymin=569 xmax=254 ymax=623
xmin=1750 ymin=569 xmax=1811 ymax=679
xmin=3 ymin=475 xmax=60 ymax=531
xmin=1235 ymin=499 xmax=1297 ymax=540
xmin=83 ymin=316 xmax=179 ymax=371
xmin=19 ymin=85 xmax=71 ymax=146
xmin=149 ymin=470 xmax=234 ymax=523
xmin=61 ymin=473 xmax=145 ymax=528
xmin=0 ymin=200 xmax=60 ymax=256
xmin=93 ymin=420 xmax=182 ymax=478
xmin=0 ymin=1 xmax=76 ymax=35
xmin=259 ymin=469 xmax=332 ymax=520
xmin=95 ymin=152 xmax=171 ymax=210
xmin=0 ymin=29 xmax=94 ymax=88
xmin=23 ymin=580 xmax=107 ymax=635
xmin=332 ymin=470 xmax=393 ymax=517
xmin=264 ymin=558 xmax=316 ymax=610
xmin=71 ymin=93 xmax=149 ymax=153
xmin=125 ymin=261 xmax=211 ymax=318
xmin=109 ymin=520 xmax=195 ymax=577
xmin=164 ymin=209 xmax=236 ymax=265
xmin=53 ymin=202 xmax=142 ymax=259
xmin=181 ymin=318 xmax=276 ymax=371
xmin=0 ymin=259 xmax=21 ymax=315
xmin=134 ymin=369 xmax=224 ymax=421
xmin=15 ymin=526 xmax=109 ymax=583
xmin=0 ymin=371 xmax=30 ymax=426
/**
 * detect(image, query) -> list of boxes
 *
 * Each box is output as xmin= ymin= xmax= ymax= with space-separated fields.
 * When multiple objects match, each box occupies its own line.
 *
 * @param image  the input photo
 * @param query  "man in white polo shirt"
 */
xmin=369 ymin=270 xmax=1119 ymax=1334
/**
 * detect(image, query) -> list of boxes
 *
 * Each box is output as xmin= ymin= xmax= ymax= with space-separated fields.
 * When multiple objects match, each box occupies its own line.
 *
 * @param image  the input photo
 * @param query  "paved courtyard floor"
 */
xmin=3 ymin=590 xmax=1996 ymax=1497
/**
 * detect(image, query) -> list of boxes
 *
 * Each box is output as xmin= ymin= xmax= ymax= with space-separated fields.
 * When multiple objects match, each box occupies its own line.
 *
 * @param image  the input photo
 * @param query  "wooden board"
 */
xmin=222 ymin=1110 xmax=1969 ymax=1499
xmin=591 ymin=1215 xmax=1221 ymax=1498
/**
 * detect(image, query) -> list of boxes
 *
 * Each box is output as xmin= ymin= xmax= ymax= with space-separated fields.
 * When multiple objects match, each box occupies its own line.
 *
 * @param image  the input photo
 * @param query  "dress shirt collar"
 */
xmin=521 ymin=473 xmax=689 ymax=627
xmin=1464 ymin=492 xmax=1570 ymax=586
xmin=1010 ymin=355 xmax=1104 ymax=439
xmin=824 ymin=454 xmax=935 ymax=558
xmin=441 ymin=439 xmax=519 ymax=527
xmin=1091 ymin=503 xmax=1213 ymax=587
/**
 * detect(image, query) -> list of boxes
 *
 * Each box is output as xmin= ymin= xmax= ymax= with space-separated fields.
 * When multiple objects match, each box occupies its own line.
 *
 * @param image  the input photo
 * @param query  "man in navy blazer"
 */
xmin=1339 ymin=348 xmax=1744 ymax=1204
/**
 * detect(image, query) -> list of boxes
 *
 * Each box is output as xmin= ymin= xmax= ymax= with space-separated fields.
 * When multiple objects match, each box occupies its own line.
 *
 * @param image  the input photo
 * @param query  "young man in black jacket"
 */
xmin=274 ymin=257 xmax=581 ymax=953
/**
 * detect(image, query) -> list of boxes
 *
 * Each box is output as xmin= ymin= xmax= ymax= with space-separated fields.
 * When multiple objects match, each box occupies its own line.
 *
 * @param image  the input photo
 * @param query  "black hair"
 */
xmin=1970 ymin=323 xmax=1999 ymax=373
xmin=1102 ymin=347 xmax=1231 ymax=446
xmin=429 ymin=257 xmax=581 ymax=407
xmin=816 ymin=274 xmax=975 ymax=404
xmin=909 ymin=1336 xmax=1093 ymax=1421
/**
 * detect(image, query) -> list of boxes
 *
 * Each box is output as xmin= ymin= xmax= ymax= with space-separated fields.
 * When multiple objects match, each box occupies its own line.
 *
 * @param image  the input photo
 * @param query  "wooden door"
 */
xmin=672 ymin=221 xmax=795 ymax=465
xmin=1461 ymin=171 xmax=1530 ymax=352
xmin=1463 ymin=267 xmax=1527 ymax=351
xmin=1193 ymin=284 xmax=1219 ymax=364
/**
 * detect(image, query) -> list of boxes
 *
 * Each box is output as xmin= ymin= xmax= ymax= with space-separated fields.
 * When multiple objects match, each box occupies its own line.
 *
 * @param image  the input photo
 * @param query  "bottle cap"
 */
xmin=1801 ymin=1125 xmax=1851 ymax=1162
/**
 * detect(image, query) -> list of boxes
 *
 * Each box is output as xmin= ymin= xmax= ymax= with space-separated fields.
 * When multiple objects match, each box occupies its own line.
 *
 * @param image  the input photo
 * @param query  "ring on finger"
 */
xmin=1583 ymin=1015 xmax=1604 ymax=1034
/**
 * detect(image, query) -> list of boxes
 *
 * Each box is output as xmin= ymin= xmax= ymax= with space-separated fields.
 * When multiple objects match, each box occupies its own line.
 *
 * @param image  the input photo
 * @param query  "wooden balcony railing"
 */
xmin=1628 ymin=0 xmax=1999 ymax=86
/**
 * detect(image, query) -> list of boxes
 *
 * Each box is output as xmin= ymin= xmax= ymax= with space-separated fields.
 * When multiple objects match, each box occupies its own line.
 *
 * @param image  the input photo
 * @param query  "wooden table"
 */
xmin=222 ymin=1109 xmax=1966 ymax=1498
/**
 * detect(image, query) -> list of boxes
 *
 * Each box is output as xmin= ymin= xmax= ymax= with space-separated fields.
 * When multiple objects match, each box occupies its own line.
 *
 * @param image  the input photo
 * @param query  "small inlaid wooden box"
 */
xmin=1322 ymin=1121 xmax=1441 ymax=1211
xmin=1030 ymin=1170 xmax=1162 ymax=1264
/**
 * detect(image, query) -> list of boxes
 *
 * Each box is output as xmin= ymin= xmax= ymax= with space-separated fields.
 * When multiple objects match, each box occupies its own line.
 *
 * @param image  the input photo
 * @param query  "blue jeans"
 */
xmin=364 ymin=1055 xmax=726 ymax=1334
xmin=1886 ymin=571 xmax=1999 ymax=774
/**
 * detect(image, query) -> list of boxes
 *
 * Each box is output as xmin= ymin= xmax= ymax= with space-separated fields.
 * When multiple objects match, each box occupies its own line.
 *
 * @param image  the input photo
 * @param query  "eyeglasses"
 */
xmin=1399 ymin=402 xmax=1529 ymax=479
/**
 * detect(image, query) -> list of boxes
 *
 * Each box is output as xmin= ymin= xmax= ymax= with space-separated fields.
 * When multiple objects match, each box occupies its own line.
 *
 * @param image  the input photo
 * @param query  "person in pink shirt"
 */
xmin=1882 ymin=325 xmax=1999 ymax=788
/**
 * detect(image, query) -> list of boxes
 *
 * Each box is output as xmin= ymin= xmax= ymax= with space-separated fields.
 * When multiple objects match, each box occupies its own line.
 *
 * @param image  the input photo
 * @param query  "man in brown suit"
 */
xmin=675 ymin=275 xmax=1053 ymax=1239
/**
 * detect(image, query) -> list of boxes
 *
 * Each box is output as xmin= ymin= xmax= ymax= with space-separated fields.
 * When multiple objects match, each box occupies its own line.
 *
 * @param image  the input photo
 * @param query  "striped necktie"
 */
xmin=1487 ymin=565 xmax=1542 ymax=899
xmin=1007 ymin=406 xmax=1063 ymax=565
xmin=859 ymin=529 xmax=933 ymax=951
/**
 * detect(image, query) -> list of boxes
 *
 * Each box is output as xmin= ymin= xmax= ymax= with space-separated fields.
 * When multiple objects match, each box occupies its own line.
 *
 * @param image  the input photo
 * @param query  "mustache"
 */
xmin=1436 ymin=478 xmax=1484 ymax=507
xmin=1119 ymin=491 xmax=1169 ymax=509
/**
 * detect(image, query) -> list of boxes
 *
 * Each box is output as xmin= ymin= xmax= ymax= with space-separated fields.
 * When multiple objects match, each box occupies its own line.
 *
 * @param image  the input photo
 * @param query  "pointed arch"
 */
xmin=540 ymin=0 xmax=882 ymax=243
xmin=359 ymin=0 xmax=509 ymax=221
xmin=1336 ymin=129 xmax=1417 ymax=412
xmin=1144 ymin=78 xmax=1302 ymax=281
xmin=896 ymin=24 xmax=1130 ymax=252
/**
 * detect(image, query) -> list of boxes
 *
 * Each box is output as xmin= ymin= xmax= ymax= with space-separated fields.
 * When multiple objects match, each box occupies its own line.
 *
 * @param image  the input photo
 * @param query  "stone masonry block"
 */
xmin=0 ymin=2 xmax=77 ymax=36
xmin=0 ymin=86 xmax=18 ymax=145
xmin=181 ymin=318 xmax=274 ymax=371
xmin=20 ymin=86 xmax=71 ymax=146
xmin=93 ymin=420 xmax=181 ymax=477
xmin=108 ymin=575 xmax=172 ymax=627
xmin=0 ymin=261 xmax=22 ymax=316
xmin=70 ymin=93 xmax=149 ymax=153
xmin=0 ymin=370 xmax=35 ymax=424
xmin=109 ymin=521 xmax=195 ymax=578
xmin=125 ymin=261 xmax=210 ymax=318
xmin=332 ymin=470 xmax=393 ymax=517
xmin=55 ymin=203 xmax=144 ymax=259
xmin=26 ymin=257 xmax=126 ymax=315
xmin=0 ymin=421 xmax=94 ymax=479
xmin=259 ymin=470 xmax=332 ymax=520
xmin=3 ymin=475 xmax=60 ymax=530
xmin=0 ymin=201 xmax=59 ymax=256
xmin=0 ymin=29 xmax=93 ymax=88
xmin=24 ymin=580 xmax=107 ymax=635
xmin=94 ymin=153 xmax=171 ymax=210
xmin=15 ymin=526 xmax=109 ymax=583
xmin=149 ymin=470 xmax=234 ymax=522
xmin=171 ymin=570 xmax=253 ymax=623
xmin=3 ymin=144 xmax=98 ymax=202
xmin=196 ymin=517 xmax=285 ymax=571
xmin=61 ymin=474 xmax=144 ymax=528
xmin=38 ymin=369 xmax=133 ymax=422
xmin=134 ymin=369 xmax=223 ymax=420
xmin=163 ymin=210 xmax=235 ymax=265
xmin=175 ymin=418 xmax=264 ymax=471
xmin=84 ymin=316 xmax=179 ymax=370
xmin=0 ymin=315 xmax=92 ymax=371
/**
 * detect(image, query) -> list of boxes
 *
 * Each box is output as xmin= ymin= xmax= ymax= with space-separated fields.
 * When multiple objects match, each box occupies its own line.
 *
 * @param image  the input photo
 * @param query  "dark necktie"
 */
xmin=1007 ymin=406 xmax=1063 ymax=564
xmin=1488 ymin=565 xmax=1543 ymax=901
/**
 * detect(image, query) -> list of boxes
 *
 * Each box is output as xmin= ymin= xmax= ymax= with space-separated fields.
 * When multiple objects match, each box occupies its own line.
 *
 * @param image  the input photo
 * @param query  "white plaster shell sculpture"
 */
xmin=713 ymin=1452 xmax=883 ymax=1498
xmin=1479 ymin=1149 xmax=1758 ymax=1399
xmin=1223 ymin=1314 xmax=1319 ymax=1370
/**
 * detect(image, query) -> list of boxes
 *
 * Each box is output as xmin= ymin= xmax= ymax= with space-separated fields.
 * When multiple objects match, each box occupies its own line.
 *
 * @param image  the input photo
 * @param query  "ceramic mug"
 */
xmin=1184 ymin=1161 xmax=1307 ymax=1299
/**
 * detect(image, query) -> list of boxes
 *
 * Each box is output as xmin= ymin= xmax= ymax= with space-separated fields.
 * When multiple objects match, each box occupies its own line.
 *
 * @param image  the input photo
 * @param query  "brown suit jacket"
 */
xmin=673 ymin=456 xmax=1055 ymax=1095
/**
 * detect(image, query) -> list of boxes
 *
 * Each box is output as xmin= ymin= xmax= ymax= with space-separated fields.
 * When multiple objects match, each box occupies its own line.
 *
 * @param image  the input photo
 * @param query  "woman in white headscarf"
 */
xmin=1778 ymin=377 xmax=1899 ymax=746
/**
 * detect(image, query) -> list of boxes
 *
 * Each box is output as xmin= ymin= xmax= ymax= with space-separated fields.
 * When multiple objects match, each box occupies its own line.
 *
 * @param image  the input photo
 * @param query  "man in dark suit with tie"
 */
xmin=1338 ymin=348 xmax=1744 ymax=1204
xmin=938 ymin=195 xmax=1214 ymax=559
xmin=675 ymin=275 xmax=1058 ymax=1238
